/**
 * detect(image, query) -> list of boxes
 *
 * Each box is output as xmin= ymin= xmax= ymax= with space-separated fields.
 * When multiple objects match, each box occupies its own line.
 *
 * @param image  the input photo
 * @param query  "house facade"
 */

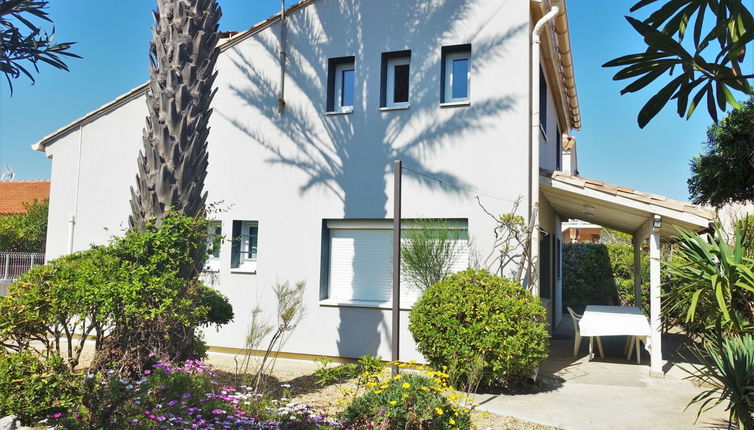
xmin=34 ymin=0 xmax=597 ymax=362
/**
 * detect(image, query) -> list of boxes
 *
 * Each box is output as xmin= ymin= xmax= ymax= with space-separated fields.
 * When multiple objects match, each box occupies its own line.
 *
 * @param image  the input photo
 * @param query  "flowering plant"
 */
xmin=338 ymin=363 xmax=473 ymax=430
xmin=59 ymin=358 xmax=344 ymax=429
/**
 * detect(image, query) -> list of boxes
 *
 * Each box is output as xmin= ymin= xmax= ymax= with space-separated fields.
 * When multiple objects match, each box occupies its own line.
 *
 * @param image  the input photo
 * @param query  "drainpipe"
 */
xmin=530 ymin=4 xmax=559 ymax=295
xmin=278 ymin=0 xmax=287 ymax=113
xmin=68 ymin=124 xmax=84 ymax=254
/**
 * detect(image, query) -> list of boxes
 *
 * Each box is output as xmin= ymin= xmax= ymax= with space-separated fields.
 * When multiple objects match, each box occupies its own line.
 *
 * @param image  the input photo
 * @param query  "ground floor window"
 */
xmin=322 ymin=219 xmax=469 ymax=305
xmin=231 ymin=220 xmax=258 ymax=272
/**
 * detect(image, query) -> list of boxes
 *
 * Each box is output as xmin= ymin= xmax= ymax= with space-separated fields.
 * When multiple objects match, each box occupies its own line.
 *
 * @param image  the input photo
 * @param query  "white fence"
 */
xmin=0 ymin=252 xmax=45 ymax=294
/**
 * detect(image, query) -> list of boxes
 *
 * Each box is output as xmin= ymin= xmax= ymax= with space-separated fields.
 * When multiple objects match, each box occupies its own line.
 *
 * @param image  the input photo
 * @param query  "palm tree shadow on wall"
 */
xmin=218 ymin=0 xmax=525 ymax=358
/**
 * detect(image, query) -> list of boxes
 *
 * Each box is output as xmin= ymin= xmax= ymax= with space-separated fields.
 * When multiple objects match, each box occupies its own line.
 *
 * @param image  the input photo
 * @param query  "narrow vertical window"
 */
xmin=381 ymin=51 xmax=411 ymax=109
xmin=442 ymin=45 xmax=471 ymax=104
xmin=231 ymin=220 xmax=259 ymax=272
xmin=555 ymin=125 xmax=562 ymax=171
xmin=327 ymin=57 xmax=355 ymax=113
xmin=540 ymin=67 xmax=548 ymax=135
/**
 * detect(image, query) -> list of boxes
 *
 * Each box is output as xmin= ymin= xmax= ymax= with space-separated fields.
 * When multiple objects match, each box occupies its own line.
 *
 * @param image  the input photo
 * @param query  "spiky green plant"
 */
xmin=683 ymin=334 xmax=754 ymax=430
xmin=129 ymin=0 xmax=222 ymax=232
xmin=663 ymin=222 xmax=754 ymax=336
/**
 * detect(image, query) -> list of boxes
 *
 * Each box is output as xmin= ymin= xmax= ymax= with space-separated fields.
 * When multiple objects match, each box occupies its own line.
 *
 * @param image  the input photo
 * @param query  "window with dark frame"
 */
xmin=539 ymin=67 xmax=547 ymax=135
xmin=326 ymin=56 xmax=355 ymax=113
xmin=231 ymin=220 xmax=258 ymax=270
xmin=381 ymin=51 xmax=411 ymax=108
xmin=441 ymin=45 xmax=471 ymax=103
xmin=556 ymin=125 xmax=562 ymax=171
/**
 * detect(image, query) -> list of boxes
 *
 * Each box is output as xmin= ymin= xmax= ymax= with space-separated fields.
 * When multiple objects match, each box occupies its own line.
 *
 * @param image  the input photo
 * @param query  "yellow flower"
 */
xmin=403 ymin=393 xmax=408 ymax=398
xmin=393 ymin=374 xmax=402 ymax=380
xmin=375 ymin=390 xmax=382 ymax=394
xmin=435 ymin=408 xmax=444 ymax=415
xmin=421 ymin=386 xmax=429 ymax=391
xmin=449 ymin=418 xmax=456 ymax=425
xmin=402 ymin=382 xmax=410 ymax=389
xmin=390 ymin=400 xmax=397 ymax=405
xmin=380 ymin=385 xmax=389 ymax=389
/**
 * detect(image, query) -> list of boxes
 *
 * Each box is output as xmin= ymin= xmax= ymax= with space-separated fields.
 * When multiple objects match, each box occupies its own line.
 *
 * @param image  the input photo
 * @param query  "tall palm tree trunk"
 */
xmin=129 ymin=0 xmax=222 ymax=231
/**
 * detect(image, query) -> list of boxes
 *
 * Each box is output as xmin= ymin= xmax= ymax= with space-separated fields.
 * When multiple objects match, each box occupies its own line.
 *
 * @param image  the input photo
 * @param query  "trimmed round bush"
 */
xmin=409 ymin=269 xmax=549 ymax=387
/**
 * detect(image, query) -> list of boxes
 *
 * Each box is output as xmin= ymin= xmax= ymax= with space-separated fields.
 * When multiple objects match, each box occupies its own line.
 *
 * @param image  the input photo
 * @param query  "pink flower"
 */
xmin=53 ymin=413 xmax=63 ymax=419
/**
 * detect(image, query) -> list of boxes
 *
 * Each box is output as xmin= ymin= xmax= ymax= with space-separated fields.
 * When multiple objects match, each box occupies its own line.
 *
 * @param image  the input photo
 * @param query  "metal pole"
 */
xmin=3 ymin=254 xmax=9 ymax=280
xmin=392 ymin=160 xmax=402 ymax=375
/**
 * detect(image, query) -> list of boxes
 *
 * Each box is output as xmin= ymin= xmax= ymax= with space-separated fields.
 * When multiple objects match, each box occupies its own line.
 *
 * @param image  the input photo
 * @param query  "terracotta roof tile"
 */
xmin=0 ymin=180 xmax=50 ymax=214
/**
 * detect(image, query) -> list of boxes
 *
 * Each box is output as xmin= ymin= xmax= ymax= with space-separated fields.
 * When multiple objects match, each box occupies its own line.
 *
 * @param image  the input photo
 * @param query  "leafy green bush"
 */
xmin=683 ymin=334 xmax=754 ymax=430
xmin=0 ymin=351 xmax=81 ymax=425
xmin=409 ymin=269 xmax=549 ymax=387
xmin=339 ymin=372 xmax=471 ymax=430
xmin=0 ymin=198 xmax=48 ymax=252
xmin=0 ymin=214 xmax=234 ymax=374
xmin=562 ymin=242 xmax=650 ymax=313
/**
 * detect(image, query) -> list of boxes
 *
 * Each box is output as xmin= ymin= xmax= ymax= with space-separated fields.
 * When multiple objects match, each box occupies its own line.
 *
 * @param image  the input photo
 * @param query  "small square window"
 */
xmin=327 ymin=57 xmax=355 ymax=113
xmin=231 ymin=220 xmax=258 ymax=272
xmin=381 ymin=51 xmax=411 ymax=109
xmin=441 ymin=45 xmax=471 ymax=103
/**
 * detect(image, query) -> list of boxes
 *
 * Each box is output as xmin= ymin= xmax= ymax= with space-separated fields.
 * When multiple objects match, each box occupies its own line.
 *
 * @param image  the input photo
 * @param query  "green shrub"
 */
xmin=0 ymin=351 xmax=81 ymax=425
xmin=683 ymin=334 xmax=754 ymax=430
xmin=339 ymin=372 xmax=471 ymax=430
xmin=409 ymin=269 xmax=549 ymax=387
xmin=0 ymin=198 xmax=48 ymax=252
xmin=0 ymin=214 xmax=234 ymax=374
xmin=562 ymin=242 xmax=650 ymax=313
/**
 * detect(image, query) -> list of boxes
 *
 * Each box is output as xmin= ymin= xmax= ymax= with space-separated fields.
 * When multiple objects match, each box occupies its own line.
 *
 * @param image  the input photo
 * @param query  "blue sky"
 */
xmin=0 ymin=1 xmax=716 ymax=201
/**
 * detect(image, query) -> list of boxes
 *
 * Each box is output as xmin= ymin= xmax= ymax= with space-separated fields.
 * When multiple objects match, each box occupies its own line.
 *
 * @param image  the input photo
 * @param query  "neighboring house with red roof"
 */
xmin=0 ymin=180 xmax=50 ymax=215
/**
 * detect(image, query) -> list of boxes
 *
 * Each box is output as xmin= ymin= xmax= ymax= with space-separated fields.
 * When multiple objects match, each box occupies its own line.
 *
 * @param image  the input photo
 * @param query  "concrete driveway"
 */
xmin=473 ymin=333 xmax=731 ymax=430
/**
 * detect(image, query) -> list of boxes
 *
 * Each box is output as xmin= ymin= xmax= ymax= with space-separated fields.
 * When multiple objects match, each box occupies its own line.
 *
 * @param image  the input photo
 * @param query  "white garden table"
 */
xmin=578 ymin=305 xmax=651 ymax=363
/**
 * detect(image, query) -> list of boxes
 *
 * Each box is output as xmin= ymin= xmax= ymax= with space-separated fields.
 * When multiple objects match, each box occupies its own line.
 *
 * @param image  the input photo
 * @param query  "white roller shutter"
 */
xmin=327 ymin=225 xmax=469 ymax=305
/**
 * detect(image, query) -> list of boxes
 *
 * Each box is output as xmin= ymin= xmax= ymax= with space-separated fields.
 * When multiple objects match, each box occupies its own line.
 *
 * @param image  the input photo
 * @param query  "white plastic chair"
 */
xmin=567 ymin=306 xmax=603 ymax=358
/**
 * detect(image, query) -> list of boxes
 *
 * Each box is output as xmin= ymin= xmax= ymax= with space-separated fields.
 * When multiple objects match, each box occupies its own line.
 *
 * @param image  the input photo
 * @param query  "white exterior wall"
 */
xmin=42 ymin=0 xmax=532 ymax=361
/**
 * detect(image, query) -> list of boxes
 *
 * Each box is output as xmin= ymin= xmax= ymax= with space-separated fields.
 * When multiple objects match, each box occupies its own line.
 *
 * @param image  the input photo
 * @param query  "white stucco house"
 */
xmin=32 ymin=0 xmax=714 ymax=374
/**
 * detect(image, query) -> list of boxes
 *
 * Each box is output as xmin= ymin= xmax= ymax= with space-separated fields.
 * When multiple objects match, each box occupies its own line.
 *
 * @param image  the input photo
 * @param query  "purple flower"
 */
xmin=53 ymin=413 xmax=63 ymax=419
xmin=212 ymin=409 xmax=226 ymax=415
xmin=144 ymin=370 xmax=151 ymax=375
xmin=182 ymin=393 xmax=191 ymax=398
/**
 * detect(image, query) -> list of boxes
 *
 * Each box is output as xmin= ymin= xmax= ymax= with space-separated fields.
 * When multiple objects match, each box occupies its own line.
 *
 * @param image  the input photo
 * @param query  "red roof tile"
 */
xmin=0 ymin=180 xmax=50 ymax=214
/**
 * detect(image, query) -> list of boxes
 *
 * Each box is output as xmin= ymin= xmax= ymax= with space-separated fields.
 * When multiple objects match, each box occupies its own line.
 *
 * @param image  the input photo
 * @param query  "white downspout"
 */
xmin=277 ymin=0 xmax=287 ymax=113
xmin=67 ymin=124 xmax=84 ymax=254
xmin=530 ymin=4 xmax=559 ymax=295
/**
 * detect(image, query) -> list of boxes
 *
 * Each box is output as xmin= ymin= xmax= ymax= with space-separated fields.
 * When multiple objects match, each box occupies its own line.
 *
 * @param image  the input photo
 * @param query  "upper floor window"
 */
xmin=231 ymin=220 xmax=258 ymax=273
xmin=381 ymin=51 xmax=411 ymax=109
xmin=327 ymin=57 xmax=355 ymax=113
xmin=539 ymin=67 xmax=548 ymax=136
xmin=441 ymin=45 xmax=471 ymax=103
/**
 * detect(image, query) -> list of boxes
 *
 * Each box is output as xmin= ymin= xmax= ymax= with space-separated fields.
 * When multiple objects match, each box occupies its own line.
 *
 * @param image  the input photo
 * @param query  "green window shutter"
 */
xmin=231 ymin=220 xmax=241 ymax=269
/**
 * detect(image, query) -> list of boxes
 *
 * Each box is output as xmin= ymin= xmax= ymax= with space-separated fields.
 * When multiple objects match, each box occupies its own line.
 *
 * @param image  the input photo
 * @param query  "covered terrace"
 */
xmin=539 ymin=170 xmax=715 ymax=375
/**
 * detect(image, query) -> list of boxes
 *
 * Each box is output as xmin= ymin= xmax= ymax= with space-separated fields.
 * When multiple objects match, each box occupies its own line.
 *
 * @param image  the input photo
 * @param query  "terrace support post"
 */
xmin=632 ymin=234 xmax=642 ymax=308
xmin=649 ymin=219 xmax=663 ymax=376
xmin=3 ymin=254 xmax=9 ymax=280
xmin=392 ymin=160 xmax=402 ymax=376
